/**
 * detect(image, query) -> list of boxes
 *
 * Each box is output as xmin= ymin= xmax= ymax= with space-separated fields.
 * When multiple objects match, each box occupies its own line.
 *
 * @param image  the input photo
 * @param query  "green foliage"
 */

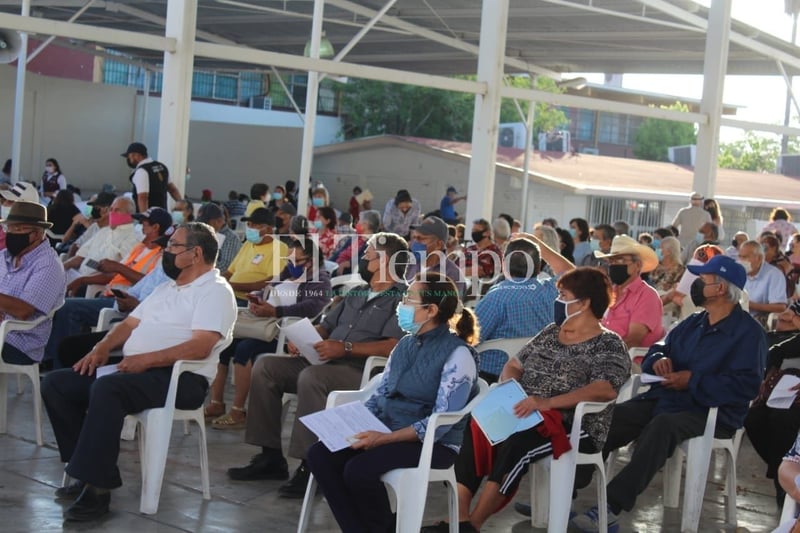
xmin=339 ymin=75 xmax=567 ymax=142
xmin=633 ymin=102 xmax=697 ymax=162
xmin=718 ymin=132 xmax=784 ymax=172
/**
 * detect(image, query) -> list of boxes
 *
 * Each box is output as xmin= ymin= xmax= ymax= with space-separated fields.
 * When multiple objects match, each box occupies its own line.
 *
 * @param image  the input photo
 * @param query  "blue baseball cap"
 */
xmin=686 ymin=255 xmax=746 ymax=290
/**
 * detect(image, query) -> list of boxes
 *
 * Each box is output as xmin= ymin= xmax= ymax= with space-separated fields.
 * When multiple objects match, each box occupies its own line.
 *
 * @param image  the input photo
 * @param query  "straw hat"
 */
xmin=594 ymin=234 xmax=658 ymax=273
xmin=0 ymin=200 xmax=52 ymax=229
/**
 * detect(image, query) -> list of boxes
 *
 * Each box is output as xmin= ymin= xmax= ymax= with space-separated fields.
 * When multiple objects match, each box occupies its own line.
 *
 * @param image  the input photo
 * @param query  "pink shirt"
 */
xmin=602 ymin=276 xmax=665 ymax=347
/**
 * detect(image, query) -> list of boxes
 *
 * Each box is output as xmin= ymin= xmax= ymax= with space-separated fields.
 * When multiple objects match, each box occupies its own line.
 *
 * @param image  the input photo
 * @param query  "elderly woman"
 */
xmin=534 ymin=223 xmax=562 ymax=276
xmin=425 ymin=268 xmax=629 ymax=532
xmin=306 ymin=273 xmax=479 ymax=533
xmin=651 ymin=236 xmax=685 ymax=295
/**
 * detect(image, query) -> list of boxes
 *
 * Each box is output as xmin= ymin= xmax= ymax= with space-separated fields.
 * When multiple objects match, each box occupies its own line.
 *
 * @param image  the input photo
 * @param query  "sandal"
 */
xmin=212 ymin=406 xmax=247 ymax=430
xmin=204 ymin=400 xmax=225 ymax=420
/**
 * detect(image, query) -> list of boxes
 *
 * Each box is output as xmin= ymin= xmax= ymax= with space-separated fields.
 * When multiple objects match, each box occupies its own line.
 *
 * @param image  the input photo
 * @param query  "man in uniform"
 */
xmin=120 ymin=142 xmax=181 ymax=212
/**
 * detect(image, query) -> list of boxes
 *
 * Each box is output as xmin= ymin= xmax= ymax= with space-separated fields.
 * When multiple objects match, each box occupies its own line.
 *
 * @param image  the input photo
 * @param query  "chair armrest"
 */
xmin=571 ymin=400 xmax=615 ymax=449
xmin=327 ymin=373 xmax=382 ymax=408
xmin=0 ymin=304 xmax=60 ymax=340
xmin=161 ymin=338 xmax=232 ymax=411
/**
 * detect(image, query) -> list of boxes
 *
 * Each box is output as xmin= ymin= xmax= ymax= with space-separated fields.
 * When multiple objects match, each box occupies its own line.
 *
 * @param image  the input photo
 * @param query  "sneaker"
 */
xmin=279 ymin=462 xmax=310 ymax=499
xmin=514 ymin=502 xmax=532 ymax=517
xmin=570 ymin=504 xmax=620 ymax=533
xmin=227 ymin=453 xmax=289 ymax=481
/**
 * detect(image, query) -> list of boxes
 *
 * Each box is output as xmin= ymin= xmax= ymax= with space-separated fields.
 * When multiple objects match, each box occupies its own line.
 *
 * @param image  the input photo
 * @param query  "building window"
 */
xmin=576 ymin=109 xmax=595 ymax=142
xmin=598 ymin=112 xmax=625 ymax=145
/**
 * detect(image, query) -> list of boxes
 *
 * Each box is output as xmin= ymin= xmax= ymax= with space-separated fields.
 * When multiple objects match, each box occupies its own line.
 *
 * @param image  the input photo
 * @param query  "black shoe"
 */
xmin=63 ymin=485 xmax=110 ymax=522
xmin=420 ymin=521 xmax=478 ymax=533
xmin=55 ymin=480 xmax=86 ymax=501
xmin=278 ymin=462 xmax=310 ymax=499
xmin=227 ymin=453 xmax=289 ymax=481
xmin=514 ymin=502 xmax=532 ymax=517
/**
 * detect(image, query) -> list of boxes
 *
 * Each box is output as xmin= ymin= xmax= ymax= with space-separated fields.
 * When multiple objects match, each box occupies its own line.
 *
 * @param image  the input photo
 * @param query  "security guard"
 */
xmin=120 ymin=142 xmax=181 ymax=212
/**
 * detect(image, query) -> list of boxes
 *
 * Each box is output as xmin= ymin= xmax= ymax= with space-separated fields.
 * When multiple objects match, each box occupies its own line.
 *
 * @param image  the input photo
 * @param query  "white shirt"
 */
xmin=75 ymin=224 xmax=140 ymax=276
xmin=131 ymin=157 xmax=154 ymax=194
xmin=125 ymin=268 xmax=237 ymax=381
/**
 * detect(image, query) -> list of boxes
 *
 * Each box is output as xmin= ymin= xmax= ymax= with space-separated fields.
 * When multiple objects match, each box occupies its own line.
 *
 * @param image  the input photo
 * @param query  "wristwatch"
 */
xmin=343 ymin=341 xmax=353 ymax=355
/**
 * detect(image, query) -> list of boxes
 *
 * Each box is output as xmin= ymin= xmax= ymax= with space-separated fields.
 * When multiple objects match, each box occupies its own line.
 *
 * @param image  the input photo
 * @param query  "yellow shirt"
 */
xmin=244 ymin=200 xmax=266 ymax=217
xmin=227 ymin=238 xmax=288 ymax=297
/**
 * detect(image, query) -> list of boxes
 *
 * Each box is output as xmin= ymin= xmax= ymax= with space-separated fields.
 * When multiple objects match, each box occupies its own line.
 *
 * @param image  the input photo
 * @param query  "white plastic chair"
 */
xmin=780 ymin=493 xmax=799 ymax=525
xmin=297 ymin=376 xmax=490 ymax=533
xmin=93 ymin=307 xmax=127 ymax=333
xmin=529 ymin=400 xmax=615 ymax=532
xmin=361 ymin=355 xmax=388 ymax=385
xmin=125 ymin=338 xmax=231 ymax=514
xmin=329 ymin=273 xmax=364 ymax=296
xmin=662 ymin=407 xmax=744 ymax=532
xmin=0 ymin=303 xmax=63 ymax=446
xmin=475 ymin=337 xmax=531 ymax=365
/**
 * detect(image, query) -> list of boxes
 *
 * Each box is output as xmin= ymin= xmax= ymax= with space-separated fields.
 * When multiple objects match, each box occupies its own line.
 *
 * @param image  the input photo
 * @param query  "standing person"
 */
xmin=440 ymin=186 xmax=467 ymax=225
xmin=671 ymin=192 xmax=712 ymax=249
xmin=764 ymin=207 xmax=798 ymax=252
xmin=704 ymin=198 xmax=725 ymax=241
xmin=41 ymin=158 xmax=67 ymax=202
xmin=383 ymin=189 xmax=422 ymax=240
xmin=285 ymin=180 xmax=298 ymax=208
xmin=349 ymin=186 xmax=362 ymax=222
xmin=120 ymin=142 xmax=181 ymax=212
xmin=307 ymin=185 xmax=331 ymax=226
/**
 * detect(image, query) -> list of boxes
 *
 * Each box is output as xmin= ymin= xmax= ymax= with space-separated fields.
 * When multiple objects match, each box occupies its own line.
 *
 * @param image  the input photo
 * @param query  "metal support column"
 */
xmin=520 ymin=100 xmax=535 ymax=231
xmin=463 ymin=0 xmax=509 ymax=226
xmin=297 ymin=0 xmax=326 ymax=214
xmin=692 ymin=0 xmax=731 ymax=198
xmin=10 ymin=0 xmax=31 ymax=184
xmin=157 ymin=0 xmax=197 ymax=198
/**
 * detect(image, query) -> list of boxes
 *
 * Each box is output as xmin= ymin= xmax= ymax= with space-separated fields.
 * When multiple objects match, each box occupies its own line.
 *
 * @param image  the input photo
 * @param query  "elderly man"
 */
xmin=0 ymin=201 xmax=65 ymax=364
xmin=406 ymin=216 xmax=466 ymax=296
xmin=197 ymin=202 xmax=241 ymax=272
xmin=595 ymin=235 xmax=665 ymax=347
xmin=572 ymin=255 xmax=766 ymax=531
xmin=738 ymin=239 xmax=788 ymax=327
xmin=227 ymin=233 xmax=407 ymax=498
xmin=580 ymin=223 xmax=615 ymax=269
xmin=725 ymin=231 xmax=749 ymax=260
xmin=42 ymin=222 xmax=237 ymax=521
xmin=672 ymin=192 xmax=712 ymax=249
xmin=62 ymin=192 xmax=116 ymax=257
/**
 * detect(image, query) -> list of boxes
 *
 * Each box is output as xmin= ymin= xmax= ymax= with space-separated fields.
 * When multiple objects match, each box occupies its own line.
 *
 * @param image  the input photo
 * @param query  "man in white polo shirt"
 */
xmin=42 ymin=222 xmax=236 ymax=522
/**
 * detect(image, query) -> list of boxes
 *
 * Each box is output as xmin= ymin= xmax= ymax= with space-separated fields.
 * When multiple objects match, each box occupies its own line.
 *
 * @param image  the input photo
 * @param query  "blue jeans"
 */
xmin=44 ymin=297 xmax=114 ymax=367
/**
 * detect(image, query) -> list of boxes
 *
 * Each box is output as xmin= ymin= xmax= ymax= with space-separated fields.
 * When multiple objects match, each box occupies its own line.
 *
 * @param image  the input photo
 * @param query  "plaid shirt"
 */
xmin=474 ymin=276 xmax=557 ymax=375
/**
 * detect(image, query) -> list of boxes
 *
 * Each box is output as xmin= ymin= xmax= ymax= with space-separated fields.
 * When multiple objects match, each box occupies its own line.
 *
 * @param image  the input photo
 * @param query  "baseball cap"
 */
xmin=0 ymin=182 xmax=39 ymax=204
xmin=446 ymin=186 xmax=457 ymax=194
xmin=132 ymin=207 xmax=173 ymax=235
xmin=197 ymin=202 xmax=224 ymax=224
xmin=121 ymin=142 xmax=148 ymax=157
xmin=411 ymin=216 xmax=448 ymax=244
xmin=687 ymin=255 xmax=746 ymax=290
xmin=278 ymin=203 xmax=297 ymax=216
xmin=241 ymin=207 xmax=275 ymax=226
xmin=87 ymin=191 xmax=116 ymax=206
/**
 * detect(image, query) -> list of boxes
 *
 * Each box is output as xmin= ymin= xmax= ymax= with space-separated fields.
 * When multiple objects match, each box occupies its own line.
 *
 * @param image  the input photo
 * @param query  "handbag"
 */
xmin=233 ymin=309 xmax=280 ymax=342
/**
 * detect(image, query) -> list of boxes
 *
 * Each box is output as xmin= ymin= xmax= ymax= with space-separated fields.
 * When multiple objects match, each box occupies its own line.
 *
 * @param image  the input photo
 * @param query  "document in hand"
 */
xmin=767 ymin=374 xmax=800 ymax=409
xmin=640 ymin=373 xmax=666 ymax=384
xmin=300 ymin=401 xmax=391 ymax=452
xmin=471 ymin=379 xmax=544 ymax=445
xmin=281 ymin=317 xmax=326 ymax=365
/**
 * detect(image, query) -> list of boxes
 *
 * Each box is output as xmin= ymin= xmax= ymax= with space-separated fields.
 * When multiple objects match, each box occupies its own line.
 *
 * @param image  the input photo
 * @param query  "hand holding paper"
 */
xmin=282 ymin=318 xmax=326 ymax=365
xmin=768 ymin=374 xmax=800 ymax=409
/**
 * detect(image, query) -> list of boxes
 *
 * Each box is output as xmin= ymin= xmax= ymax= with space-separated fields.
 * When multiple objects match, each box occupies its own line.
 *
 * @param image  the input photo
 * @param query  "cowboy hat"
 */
xmin=0 ymin=201 xmax=53 ymax=229
xmin=594 ymin=234 xmax=658 ymax=273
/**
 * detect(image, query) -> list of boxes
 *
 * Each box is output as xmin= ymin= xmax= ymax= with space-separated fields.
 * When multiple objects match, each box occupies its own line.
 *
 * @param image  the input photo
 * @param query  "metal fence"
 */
xmin=588 ymin=196 xmax=665 ymax=237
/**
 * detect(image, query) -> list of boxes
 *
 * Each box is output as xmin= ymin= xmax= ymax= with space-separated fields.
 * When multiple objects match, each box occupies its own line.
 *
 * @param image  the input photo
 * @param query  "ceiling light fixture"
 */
xmin=304 ymin=31 xmax=335 ymax=59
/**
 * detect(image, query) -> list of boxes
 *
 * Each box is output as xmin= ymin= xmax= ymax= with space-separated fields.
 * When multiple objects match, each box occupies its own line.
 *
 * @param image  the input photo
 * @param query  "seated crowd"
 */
xmin=2 ymin=176 xmax=799 ymax=532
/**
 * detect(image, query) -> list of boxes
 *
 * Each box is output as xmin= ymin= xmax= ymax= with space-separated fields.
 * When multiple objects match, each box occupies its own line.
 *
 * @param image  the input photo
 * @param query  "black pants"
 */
xmin=600 ymin=400 xmax=733 ymax=514
xmin=745 ymin=404 xmax=800 ymax=504
xmin=57 ymin=331 xmax=108 ymax=368
xmin=41 ymin=367 xmax=208 ymax=489
xmin=306 ymin=440 xmax=456 ymax=533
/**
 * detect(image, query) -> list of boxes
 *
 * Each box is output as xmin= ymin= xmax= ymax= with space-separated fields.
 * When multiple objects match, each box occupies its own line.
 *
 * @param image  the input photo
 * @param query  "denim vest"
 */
xmin=374 ymin=324 xmax=478 ymax=448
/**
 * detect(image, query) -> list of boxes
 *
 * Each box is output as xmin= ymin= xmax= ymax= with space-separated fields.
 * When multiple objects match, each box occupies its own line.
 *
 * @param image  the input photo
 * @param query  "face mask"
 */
xmin=471 ymin=231 xmax=485 ymax=243
xmin=272 ymin=192 xmax=283 ymax=200
xmin=287 ymin=261 xmax=305 ymax=278
xmin=411 ymin=241 xmax=428 ymax=263
xmin=133 ymin=223 xmax=145 ymax=242
xmin=731 ymin=239 xmax=737 ymax=248
xmin=396 ymin=303 xmax=425 ymax=335
xmin=0 ymin=205 xmax=10 ymax=220
xmin=312 ymin=197 xmax=325 ymax=207
xmin=45 ymin=166 xmax=55 ymax=173
xmin=738 ymin=260 xmax=752 ymax=274
xmin=695 ymin=232 xmax=705 ymax=244
xmin=608 ymin=264 xmax=631 ymax=285
xmin=553 ymin=297 xmax=581 ymax=327
xmin=161 ymin=250 xmax=185 ymax=280
xmin=171 ymin=211 xmax=184 ymax=225
xmin=245 ymin=227 xmax=262 ymax=244
xmin=589 ymin=240 xmax=600 ymax=252
xmin=656 ymin=249 xmax=664 ymax=261
xmin=81 ymin=205 xmax=93 ymax=218
xmin=109 ymin=212 xmax=133 ymax=227
xmin=358 ymin=257 xmax=374 ymax=284
xmin=690 ymin=278 xmax=708 ymax=307
xmin=313 ymin=220 xmax=324 ymax=230
xmin=568 ymin=228 xmax=577 ymax=239
xmin=5 ymin=231 xmax=33 ymax=257
xmin=652 ymin=239 xmax=661 ymax=249
xmin=215 ymin=232 xmax=226 ymax=249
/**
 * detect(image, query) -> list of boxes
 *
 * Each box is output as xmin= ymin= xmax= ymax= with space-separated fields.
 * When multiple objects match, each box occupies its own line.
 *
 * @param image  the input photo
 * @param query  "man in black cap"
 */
xmin=120 ymin=142 xmax=181 ymax=213
xmin=274 ymin=202 xmax=297 ymax=244
xmin=406 ymin=215 xmax=466 ymax=297
xmin=197 ymin=203 xmax=241 ymax=272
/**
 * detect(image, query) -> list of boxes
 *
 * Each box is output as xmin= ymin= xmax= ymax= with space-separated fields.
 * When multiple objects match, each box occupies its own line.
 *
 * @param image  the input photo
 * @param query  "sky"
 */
xmin=575 ymin=0 xmax=799 ymax=143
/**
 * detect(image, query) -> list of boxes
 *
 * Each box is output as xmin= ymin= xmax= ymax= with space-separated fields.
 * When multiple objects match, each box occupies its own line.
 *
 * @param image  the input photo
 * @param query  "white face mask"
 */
xmin=215 ymin=232 xmax=226 ymax=249
xmin=737 ymin=260 xmax=752 ymax=274
xmin=133 ymin=223 xmax=145 ymax=242
xmin=0 ymin=205 xmax=10 ymax=220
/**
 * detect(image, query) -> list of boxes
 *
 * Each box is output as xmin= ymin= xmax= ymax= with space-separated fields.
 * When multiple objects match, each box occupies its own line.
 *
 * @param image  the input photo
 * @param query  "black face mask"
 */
xmin=358 ymin=257 xmax=374 ymax=284
xmin=126 ymin=157 xmax=138 ymax=169
xmin=6 ymin=231 xmax=33 ymax=257
xmin=276 ymin=216 xmax=286 ymax=229
xmin=471 ymin=231 xmax=485 ymax=243
xmin=91 ymin=207 xmax=102 ymax=219
xmin=690 ymin=278 xmax=707 ymax=307
xmin=608 ymin=264 xmax=631 ymax=286
xmin=161 ymin=250 xmax=183 ymax=280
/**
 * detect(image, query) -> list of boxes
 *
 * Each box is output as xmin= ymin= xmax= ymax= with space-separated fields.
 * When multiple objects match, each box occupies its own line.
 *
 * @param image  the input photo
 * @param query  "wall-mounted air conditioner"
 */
xmin=667 ymin=144 xmax=696 ymax=166
xmin=779 ymin=154 xmax=800 ymax=177
xmin=538 ymin=130 xmax=571 ymax=153
xmin=498 ymin=122 xmax=528 ymax=149
xmin=248 ymin=96 xmax=272 ymax=110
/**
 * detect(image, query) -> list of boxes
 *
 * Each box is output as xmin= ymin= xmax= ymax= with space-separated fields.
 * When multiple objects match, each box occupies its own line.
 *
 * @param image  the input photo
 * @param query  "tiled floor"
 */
xmin=0 ymin=383 xmax=785 ymax=532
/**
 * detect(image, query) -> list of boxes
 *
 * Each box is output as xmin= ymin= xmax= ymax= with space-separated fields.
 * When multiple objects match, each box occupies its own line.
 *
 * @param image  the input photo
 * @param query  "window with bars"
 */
xmin=588 ymin=196 xmax=665 ymax=237
xmin=576 ymin=109 xmax=595 ymax=141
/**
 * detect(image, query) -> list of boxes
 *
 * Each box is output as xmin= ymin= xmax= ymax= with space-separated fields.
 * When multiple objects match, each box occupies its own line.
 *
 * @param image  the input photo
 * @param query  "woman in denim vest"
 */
xmin=306 ymin=273 xmax=479 ymax=533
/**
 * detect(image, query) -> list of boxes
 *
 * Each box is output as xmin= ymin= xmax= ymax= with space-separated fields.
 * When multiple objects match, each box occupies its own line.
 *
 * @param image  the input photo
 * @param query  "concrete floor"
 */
xmin=0 ymin=382 xmax=786 ymax=533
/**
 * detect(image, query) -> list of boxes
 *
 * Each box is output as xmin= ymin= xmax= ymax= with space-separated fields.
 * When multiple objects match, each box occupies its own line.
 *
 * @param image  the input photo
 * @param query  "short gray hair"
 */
xmin=359 ymin=210 xmax=381 ymax=233
xmin=715 ymin=275 xmax=743 ymax=304
xmin=114 ymin=196 xmax=136 ymax=214
xmin=741 ymin=240 xmax=764 ymax=258
xmin=660 ymin=236 xmax=682 ymax=264
xmin=493 ymin=218 xmax=511 ymax=240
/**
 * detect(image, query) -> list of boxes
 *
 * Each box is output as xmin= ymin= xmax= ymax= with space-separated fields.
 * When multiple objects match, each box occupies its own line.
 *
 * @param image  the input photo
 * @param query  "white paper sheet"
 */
xmin=640 ymin=373 xmax=666 ymax=384
xmin=95 ymin=364 xmax=119 ymax=378
xmin=299 ymin=401 xmax=391 ymax=452
xmin=767 ymin=374 xmax=800 ymax=409
xmin=281 ymin=317 xmax=325 ymax=365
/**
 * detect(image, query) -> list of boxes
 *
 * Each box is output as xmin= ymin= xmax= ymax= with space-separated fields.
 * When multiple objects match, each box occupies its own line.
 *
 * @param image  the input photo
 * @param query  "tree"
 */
xmin=633 ymin=102 xmax=697 ymax=162
xmin=499 ymin=76 xmax=568 ymax=136
xmin=717 ymin=132 xmax=786 ymax=172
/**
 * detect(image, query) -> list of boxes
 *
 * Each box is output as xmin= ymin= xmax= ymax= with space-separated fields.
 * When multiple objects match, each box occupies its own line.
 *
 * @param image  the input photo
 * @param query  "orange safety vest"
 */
xmin=103 ymin=244 xmax=162 ymax=296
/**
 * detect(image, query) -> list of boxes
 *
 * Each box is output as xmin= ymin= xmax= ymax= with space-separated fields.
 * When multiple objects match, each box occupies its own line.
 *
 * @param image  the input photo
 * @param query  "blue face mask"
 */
xmin=652 ymin=238 xmax=661 ymax=250
xmin=171 ymin=211 xmax=184 ymax=225
xmin=568 ymin=228 xmax=577 ymax=239
xmin=287 ymin=261 xmax=305 ymax=278
xmin=245 ymin=227 xmax=262 ymax=244
xmin=272 ymin=192 xmax=283 ymax=201
xmin=589 ymin=240 xmax=600 ymax=252
xmin=313 ymin=220 xmax=324 ymax=230
xmin=312 ymin=197 xmax=325 ymax=207
xmin=553 ymin=297 xmax=581 ymax=327
xmin=410 ymin=240 xmax=428 ymax=263
xmin=396 ymin=303 xmax=424 ymax=335
xmin=695 ymin=232 xmax=705 ymax=244
xmin=655 ymin=248 xmax=664 ymax=261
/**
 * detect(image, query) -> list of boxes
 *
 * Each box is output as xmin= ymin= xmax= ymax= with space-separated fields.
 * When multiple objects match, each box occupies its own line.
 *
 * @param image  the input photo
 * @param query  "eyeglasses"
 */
xmin=401 ymin=295 xmax=429 ymax=306
xmin=165 ymin=241 xmax=196 ymax=252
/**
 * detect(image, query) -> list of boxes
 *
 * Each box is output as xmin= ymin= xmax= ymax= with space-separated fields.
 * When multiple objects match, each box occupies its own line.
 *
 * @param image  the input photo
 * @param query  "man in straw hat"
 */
xmin=0 ymin=201 xmax=65 ymax=364
xmin=594 ymin=234 xmax=665 ymax=348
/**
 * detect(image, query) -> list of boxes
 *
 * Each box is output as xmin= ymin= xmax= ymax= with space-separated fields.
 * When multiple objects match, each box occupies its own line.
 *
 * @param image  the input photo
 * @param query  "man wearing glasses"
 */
xmin=228 ymin=232 xmax=407 ymax=499
xmin=42 ymin=222 xmax=237 ymax=521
